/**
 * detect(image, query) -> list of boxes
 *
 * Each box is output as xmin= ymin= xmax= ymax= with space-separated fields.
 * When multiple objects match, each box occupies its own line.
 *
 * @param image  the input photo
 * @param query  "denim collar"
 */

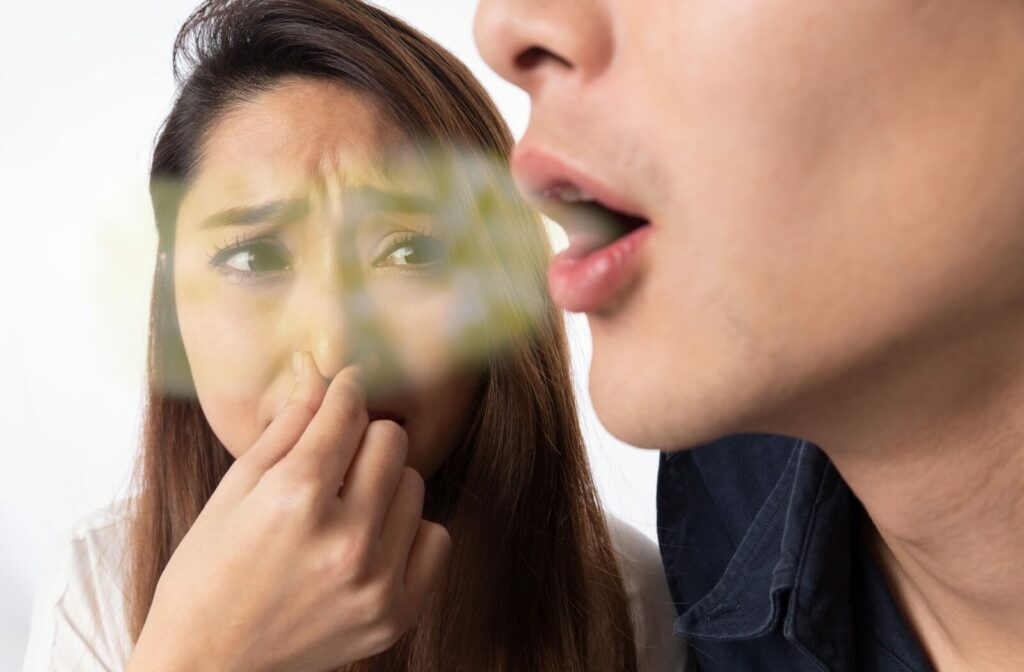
xmin=660 ymin=435 xmax=933 ymax=670
xmin=674 ymin=441 xmax=859 ymax=667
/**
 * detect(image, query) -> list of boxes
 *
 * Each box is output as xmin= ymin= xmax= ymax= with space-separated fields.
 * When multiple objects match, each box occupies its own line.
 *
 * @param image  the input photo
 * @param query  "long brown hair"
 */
xmin=129 ymin=1 xmax=638 ymax=670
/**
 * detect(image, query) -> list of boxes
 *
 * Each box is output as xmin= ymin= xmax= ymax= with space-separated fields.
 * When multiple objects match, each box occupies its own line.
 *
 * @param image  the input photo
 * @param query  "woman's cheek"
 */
xmin=176 ymin=270 xmax=290 ymax=457
xmin=190 ymin=336 xmax=283 ymax=458
xmin=374 ymin=286 xmax=465 ymax=387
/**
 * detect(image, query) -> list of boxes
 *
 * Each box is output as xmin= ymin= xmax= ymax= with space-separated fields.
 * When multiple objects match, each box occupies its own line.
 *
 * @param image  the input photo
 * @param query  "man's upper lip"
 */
xmin=512 ymin=145 xmax=648 ymax=221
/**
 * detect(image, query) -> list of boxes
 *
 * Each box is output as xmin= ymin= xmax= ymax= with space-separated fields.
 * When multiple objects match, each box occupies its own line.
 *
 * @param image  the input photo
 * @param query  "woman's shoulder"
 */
xmin=61 ymin=498 xmax=134 ymax=598
xmin=22 ymin=499 xmax=135 ymax=671
xmin=605 ymin=514 xmax=689 ymax=672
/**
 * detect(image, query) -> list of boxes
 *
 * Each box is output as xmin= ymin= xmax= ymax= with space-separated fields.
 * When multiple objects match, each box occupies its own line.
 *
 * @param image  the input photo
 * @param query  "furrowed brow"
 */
xmin=200 ymin=198 xmax=310 ymax=230
xmin=345 ymin=186 xmax=436 ymax=215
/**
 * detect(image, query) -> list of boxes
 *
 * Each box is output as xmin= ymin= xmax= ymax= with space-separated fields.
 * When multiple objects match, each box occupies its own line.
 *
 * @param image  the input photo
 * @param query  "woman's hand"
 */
xmin=126 ymin=352 xmax=450 ymax=672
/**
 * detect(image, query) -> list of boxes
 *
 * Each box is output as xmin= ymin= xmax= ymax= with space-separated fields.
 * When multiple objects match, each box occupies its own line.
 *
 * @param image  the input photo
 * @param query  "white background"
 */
xmin=0 ymin=2 xmax=661 ymax=667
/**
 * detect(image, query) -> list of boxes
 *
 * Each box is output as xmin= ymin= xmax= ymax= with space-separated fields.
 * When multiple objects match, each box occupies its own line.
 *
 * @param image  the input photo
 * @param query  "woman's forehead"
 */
xmin=180 ymin=78 xmax=411 ymax=234
xmin=207 ymin=76 xmax=398 ymax=169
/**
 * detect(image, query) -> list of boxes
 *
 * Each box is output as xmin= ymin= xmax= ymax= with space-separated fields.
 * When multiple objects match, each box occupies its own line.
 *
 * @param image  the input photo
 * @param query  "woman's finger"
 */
xmin=274 ymin=360 xmax=369 ymax=499
xmin=379 ymin=467 xmax=426 ymax=575
xmin=337 ymin=420 xmax=409 ymax=534
xmin=401 ymin=520 xmax=451 ymax=619
xmin=232 ymin=352 xmax=327 ymax=487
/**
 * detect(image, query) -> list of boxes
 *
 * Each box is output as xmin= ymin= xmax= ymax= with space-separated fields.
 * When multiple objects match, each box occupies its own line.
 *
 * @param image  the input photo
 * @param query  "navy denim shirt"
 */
xmin=657 ymin=435 xmax=933 ymax=671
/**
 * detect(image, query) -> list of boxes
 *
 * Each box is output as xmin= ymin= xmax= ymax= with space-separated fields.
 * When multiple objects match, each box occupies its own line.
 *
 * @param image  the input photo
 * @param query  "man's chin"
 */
xmin=590 ymin=389 xmax=730 ymax=452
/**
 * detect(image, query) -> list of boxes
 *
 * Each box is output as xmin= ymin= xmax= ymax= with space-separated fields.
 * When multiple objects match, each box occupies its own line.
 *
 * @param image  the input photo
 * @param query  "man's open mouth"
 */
xmin=511 ymin=147 xmax=654 ymax=312
xmin=539 ymin=183 xmax=651 ymax=259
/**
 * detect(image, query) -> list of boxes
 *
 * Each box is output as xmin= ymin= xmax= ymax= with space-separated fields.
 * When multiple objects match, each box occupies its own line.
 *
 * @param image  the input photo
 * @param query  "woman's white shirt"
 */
xmin=22 ymin=500 xmax=687 ymax=671
xmin=22 ymin=503 xmax=136 ymax=672
xmin=604 ymin=515 xmax=689 ymax=672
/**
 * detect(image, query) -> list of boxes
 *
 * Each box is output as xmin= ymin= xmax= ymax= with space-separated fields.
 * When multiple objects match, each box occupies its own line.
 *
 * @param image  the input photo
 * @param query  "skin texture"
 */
xmin=130 ymin=355 xmax=450 ymax=672
xmin=128 ymin=78 xmax=483 ymax=671
xmin=474 ymin=0 xmax=1024 ymax=669
xmin=475 ymin=0 xmax=1024 ymax=451
xmin=174 ymin=78 xmax=480 ymax=477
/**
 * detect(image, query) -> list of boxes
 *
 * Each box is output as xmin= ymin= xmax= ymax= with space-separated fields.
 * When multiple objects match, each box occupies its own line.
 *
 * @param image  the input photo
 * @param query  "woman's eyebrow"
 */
xmin=200 ymin=198 xmax=310 ymax=230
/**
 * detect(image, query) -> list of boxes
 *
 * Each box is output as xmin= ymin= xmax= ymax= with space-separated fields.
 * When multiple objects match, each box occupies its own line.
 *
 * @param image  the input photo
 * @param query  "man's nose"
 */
xmin=473 ymin=0 xmax=614 ymax=95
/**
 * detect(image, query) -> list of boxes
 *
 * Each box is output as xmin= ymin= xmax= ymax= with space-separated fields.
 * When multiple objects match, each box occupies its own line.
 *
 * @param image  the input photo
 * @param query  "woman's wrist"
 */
xmin=126 ymin=624 xmax=232 ymax=672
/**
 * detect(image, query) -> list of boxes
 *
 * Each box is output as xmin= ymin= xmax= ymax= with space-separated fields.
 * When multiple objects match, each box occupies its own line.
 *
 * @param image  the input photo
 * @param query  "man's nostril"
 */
xmin=515 ymin=46 xmax=572 ymax=71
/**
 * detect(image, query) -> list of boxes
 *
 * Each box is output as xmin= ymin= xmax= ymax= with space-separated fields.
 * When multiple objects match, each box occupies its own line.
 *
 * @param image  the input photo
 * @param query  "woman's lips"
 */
xmin=368 ymin=409 xmax=407 ymax=426
xmin=549 ymin=223 xmax=653 ymax=313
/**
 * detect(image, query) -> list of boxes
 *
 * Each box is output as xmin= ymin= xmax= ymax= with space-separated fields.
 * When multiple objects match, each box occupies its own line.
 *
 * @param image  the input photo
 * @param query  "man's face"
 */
xmin=474 ymin=0 xmax=1024 ymax=450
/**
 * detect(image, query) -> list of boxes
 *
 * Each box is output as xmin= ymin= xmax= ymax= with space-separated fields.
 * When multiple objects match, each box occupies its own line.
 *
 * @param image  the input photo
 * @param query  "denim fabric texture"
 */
xmin=657 ymin=435 xmax=933 ymax=671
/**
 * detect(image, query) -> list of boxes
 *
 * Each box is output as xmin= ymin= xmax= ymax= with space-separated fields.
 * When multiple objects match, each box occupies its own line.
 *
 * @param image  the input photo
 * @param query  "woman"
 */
xmin=22 ymin=1 xmax=684 ymax=670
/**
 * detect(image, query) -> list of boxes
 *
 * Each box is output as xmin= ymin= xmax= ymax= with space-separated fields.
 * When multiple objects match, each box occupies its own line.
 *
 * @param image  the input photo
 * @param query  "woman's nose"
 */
xmin=473 ymin=0 xmax=614 ymax=94
xmin=303 ymin=300 xmax=349 ymax=381
xmin=294 ymin=280 xmax=368 ymax=381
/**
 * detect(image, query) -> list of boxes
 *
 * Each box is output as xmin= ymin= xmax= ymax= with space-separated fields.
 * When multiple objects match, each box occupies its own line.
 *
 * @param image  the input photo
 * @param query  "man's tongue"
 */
xmin=557 ymin=200 xmax=648 ymax=260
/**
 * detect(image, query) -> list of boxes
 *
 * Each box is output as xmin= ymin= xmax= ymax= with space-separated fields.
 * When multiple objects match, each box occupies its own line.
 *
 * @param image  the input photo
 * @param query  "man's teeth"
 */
xmin=546 ymin=185 xmax=597 ymax=204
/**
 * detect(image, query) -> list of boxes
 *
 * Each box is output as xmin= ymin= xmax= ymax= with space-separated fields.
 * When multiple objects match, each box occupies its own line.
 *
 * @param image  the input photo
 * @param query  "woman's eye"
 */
xmin=217 ymin=241 xmax=291 ymax=274
xmin=376 ymin=234 xmax=450 ymax=269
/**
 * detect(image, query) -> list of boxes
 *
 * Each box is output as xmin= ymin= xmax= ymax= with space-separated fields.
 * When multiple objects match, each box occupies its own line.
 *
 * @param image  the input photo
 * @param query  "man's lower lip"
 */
xmin=548 ymin=225 xmax=653 ymax=313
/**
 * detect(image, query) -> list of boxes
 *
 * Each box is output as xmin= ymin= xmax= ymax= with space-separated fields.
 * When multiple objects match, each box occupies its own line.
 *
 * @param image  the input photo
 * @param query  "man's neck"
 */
xmin=785 ymin=312 xmax=1024 ymax=670
xmin=853 ymin=430 xmax=1024 ymax=671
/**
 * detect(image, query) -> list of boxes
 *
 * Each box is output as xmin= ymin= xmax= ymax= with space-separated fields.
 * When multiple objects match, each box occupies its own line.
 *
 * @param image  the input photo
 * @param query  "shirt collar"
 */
xmin=674 ymin=441 xmax=856 ymax=668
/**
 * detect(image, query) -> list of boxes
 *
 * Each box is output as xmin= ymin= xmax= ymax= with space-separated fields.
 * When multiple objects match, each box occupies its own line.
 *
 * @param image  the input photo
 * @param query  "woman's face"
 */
xmin=172 ymin=77 xmax=482 ymax=477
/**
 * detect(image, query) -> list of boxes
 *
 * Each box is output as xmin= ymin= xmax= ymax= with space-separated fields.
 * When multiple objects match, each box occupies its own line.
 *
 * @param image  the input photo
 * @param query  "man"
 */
xmin=474 ymin=1 xmax=1024 ymax=670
